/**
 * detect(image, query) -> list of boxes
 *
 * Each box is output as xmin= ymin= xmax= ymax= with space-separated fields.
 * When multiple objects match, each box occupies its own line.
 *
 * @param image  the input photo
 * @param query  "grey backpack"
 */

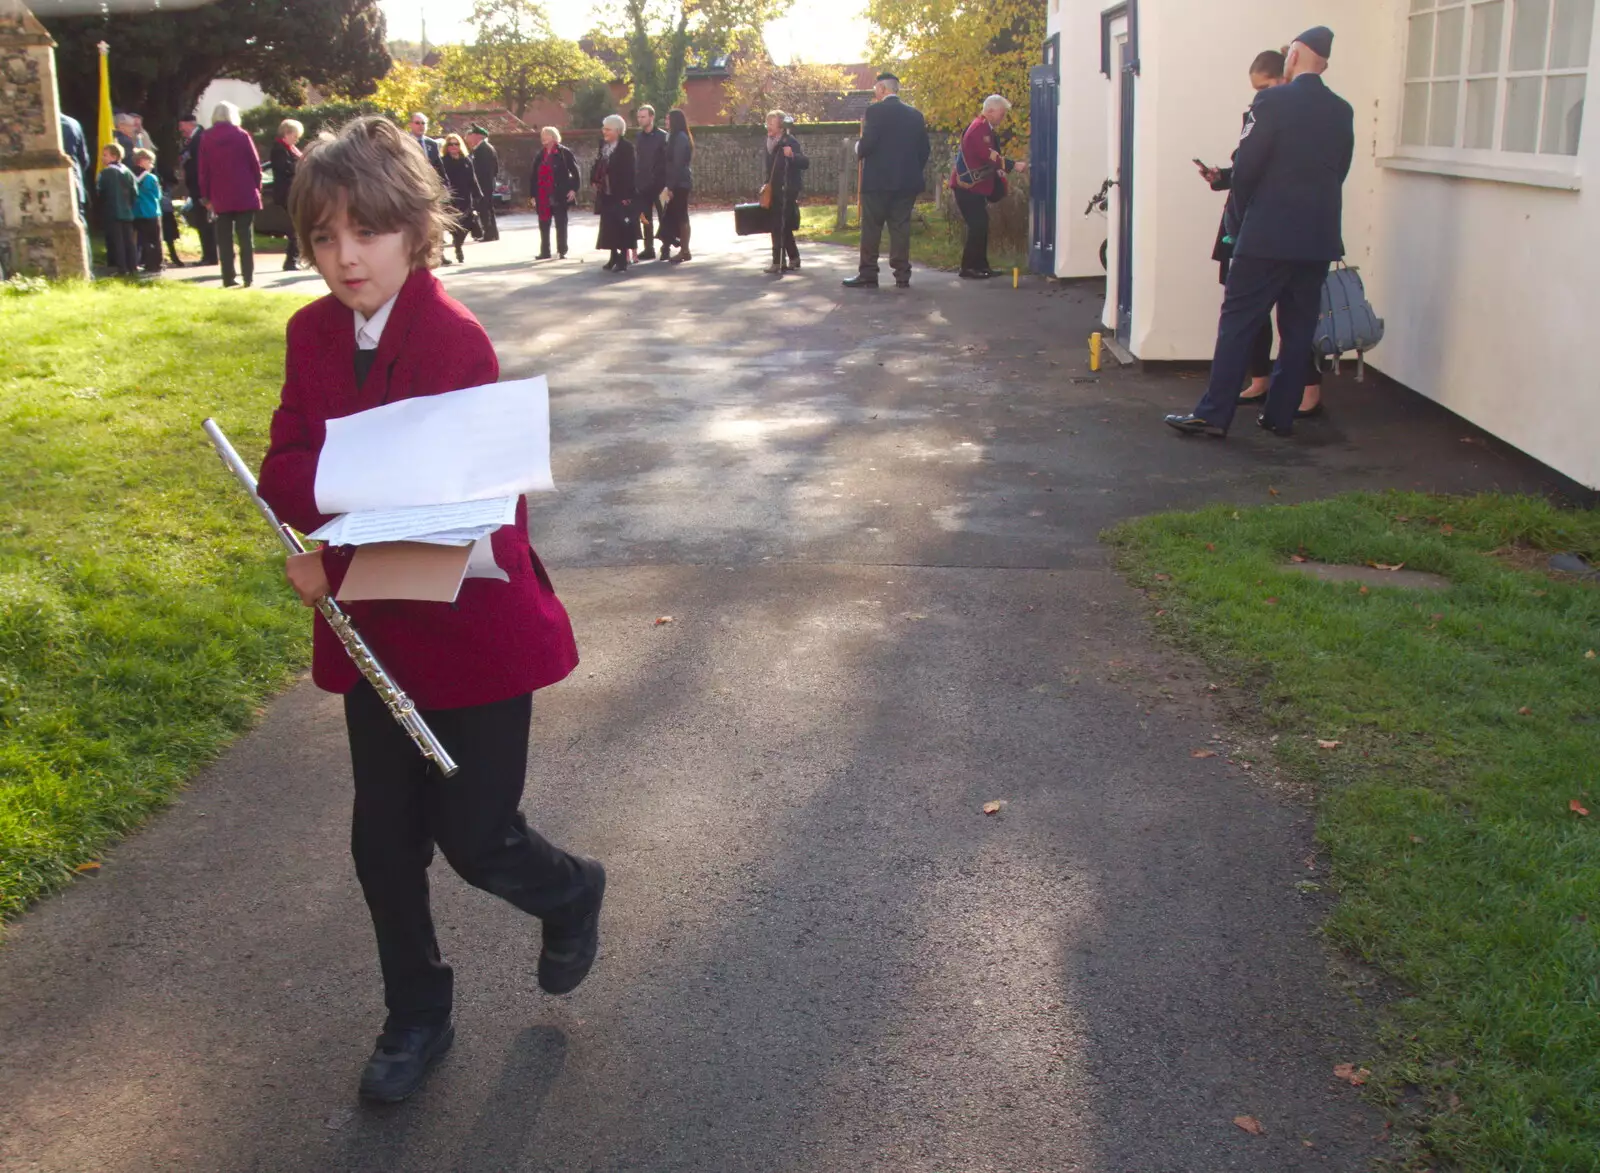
xmin=1314 ymin=263 xmax=1384 ymax=379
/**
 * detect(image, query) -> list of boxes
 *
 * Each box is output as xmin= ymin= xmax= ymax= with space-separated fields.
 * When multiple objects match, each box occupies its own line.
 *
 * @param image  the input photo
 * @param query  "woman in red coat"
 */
xmin=197 ymin=101 xmax=263 ymax=287
xmin=256 ymin=116 xmax=605 ymax=1106
xmin=949 ymin=94 xmax=1027 ymax=280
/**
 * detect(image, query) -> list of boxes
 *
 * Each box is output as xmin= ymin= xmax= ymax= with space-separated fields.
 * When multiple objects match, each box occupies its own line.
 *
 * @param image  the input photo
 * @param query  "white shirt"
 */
xmin=354 ymin=294 xmax=398 ymax=351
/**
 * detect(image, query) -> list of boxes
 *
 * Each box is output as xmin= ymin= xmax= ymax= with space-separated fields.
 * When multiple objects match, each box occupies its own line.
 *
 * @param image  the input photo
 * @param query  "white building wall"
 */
xmin=1048 ymin=0 xmax=1113 ymax=277
xmin=1056 ymin=0 xmax=1599 ymax=487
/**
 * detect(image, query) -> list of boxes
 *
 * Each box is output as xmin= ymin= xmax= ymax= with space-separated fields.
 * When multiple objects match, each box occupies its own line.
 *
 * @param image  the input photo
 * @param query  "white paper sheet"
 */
xmin=464 ymin=533 xmax=510 ymax=582
xmin=314 ymin=377 xmax=553 ymax=514
xmin=308 ymin=496 xmax=517 ymax=546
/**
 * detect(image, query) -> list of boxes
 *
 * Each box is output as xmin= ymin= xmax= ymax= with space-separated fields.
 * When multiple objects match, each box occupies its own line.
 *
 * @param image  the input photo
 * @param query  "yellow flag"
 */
xmin=96 ymin=41 xmax=114 ymax=173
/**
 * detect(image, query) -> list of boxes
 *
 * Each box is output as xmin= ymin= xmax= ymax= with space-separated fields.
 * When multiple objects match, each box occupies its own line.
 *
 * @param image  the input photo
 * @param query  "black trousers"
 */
xmin=104 ymin=220 xmax=137 ymax=275
xmin=770 ymin=201 xmax=799 ymax=266
xmin=344 ymin=680 xmax=586 ymax=1030
xmin=538 ymin=206 xmax=569 ymax=257
xmin=1193 ymin=256 xmax=1326 ymax=434
xmin=662 ymin=188 xmax=690 ymax=249
xmin=215 ymin=210 xmax=254 ymax=286
xmin=134 ymin=216 xmax=162 ymax=271
xmin=859 ymin=189 xmax=916 ymax=280
xmin=953 ymin=187 xmax=989 ymax=272
xmin=195 ymin=215 xmax=218 ymax=264
xmin=637 ymin=193 xmax=663 ymax=251
xmin=475 ymin=196 xmax=498 ymax=241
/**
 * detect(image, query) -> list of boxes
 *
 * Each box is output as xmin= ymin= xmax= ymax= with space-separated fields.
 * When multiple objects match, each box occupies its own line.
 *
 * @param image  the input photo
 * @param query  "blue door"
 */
xmin=1029 ymin=36 xmax=1060 ymax=275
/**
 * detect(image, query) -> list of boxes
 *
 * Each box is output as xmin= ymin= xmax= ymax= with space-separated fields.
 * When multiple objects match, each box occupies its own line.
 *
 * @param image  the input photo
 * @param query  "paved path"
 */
xmin=1 ymin=212 xmax=1578 ymax=1173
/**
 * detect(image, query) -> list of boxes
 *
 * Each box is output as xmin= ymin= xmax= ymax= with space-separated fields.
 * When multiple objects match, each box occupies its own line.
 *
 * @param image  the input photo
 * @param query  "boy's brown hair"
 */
xmin=132 ymin=147 xmax=155 ymax=166
xmin=102 ymin=141 xmax=125 ymax=162
xmin=288 ymin=115 xmax=454 ymax=269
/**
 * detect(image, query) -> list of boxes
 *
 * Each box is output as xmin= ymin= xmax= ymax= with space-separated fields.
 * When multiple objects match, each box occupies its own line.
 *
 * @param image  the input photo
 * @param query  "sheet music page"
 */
xmin=308 ymin=496 xmax=517 ymax=546
xmin=314 ymin=377 xmax=553 ymax=514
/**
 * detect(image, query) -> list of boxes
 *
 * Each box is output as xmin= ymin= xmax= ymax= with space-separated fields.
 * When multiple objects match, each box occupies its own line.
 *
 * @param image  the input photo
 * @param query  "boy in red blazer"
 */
xmin=256 ymin=117 xmax=604 ymax=1104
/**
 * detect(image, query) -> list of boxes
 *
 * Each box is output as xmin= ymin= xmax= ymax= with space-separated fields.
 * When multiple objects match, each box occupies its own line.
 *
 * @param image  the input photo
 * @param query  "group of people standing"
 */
xmin=1168 ymin=25 xmax=1353 ymax=440
xmin=405 ymin=114 xmax=502 ymax=264
xmin=589 ymin=105 xmax=695 ymax=272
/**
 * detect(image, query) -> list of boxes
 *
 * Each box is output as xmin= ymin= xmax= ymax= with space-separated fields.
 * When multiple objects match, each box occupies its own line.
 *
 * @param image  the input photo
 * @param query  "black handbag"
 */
xmin=734 ymin=202 xmax=774 ymax=236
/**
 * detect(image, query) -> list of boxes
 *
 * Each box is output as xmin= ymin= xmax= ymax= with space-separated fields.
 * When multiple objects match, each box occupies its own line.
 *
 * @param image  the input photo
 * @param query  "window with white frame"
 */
xmin=1401 ymin=0 xmax=1592 ymax=157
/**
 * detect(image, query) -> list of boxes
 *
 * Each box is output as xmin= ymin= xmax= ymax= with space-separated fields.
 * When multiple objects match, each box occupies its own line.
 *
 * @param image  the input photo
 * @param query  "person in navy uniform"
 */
xmin=1166 ymin=26 xmax=1352 ymax=439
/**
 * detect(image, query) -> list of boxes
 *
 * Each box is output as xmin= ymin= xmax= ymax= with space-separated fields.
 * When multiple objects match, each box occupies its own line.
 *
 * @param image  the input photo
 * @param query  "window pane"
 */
xmin=1409 ymin=13 xmax=1437 ymax=76
xmin=1430 ymin=80 xmax=1463 ymax=142
xmin=1402 ymin=82 xmax=1432 ymax=143
xmin=1548 ymin=0 xmax=1595 ymax=67
xmin=1413 ymin=0 xmax=1434 ymax=10
xmin=1465 ymin=77 xmax=1501 ymax=143
xmin=1436 ymin=5 xmax=1468 ymax=71
xmin=1504 ymin=75 xmax=1544 ymax=146
xmin=1510 ymin=0 xmax=1551 ymax=69
xmin=1541 ymin=73 xmax=1587 ymax=151
xmin=1470 ymin=1 xmax=1506 ymax=71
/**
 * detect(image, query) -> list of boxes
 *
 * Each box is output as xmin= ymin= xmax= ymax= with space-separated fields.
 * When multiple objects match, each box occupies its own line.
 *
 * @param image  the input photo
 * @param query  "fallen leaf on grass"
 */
xmin=1192 ymin=749 xmax=1217 ymax=759
xmin=654 ymin=616 xmax=675 ymax=626
xmin=1317 ymin=740 xmax=1342 ymax=750
xmin=1518 ymin=706 xmax=1533 ymax=716
xmin=1290 ymin=554 xmax=1307 ymax=563
xmin=982 ymin=800 xmax=1004 ymax=815
xmin=1358 ymin=585 xmax=1370 ymax=595
xmin=1264 ymin=597 xmax=1278 ymax=606
xmin=1440 ymin=523 xmax=1455 ymax=535
xmin=1588 ymin=650 xmax=1597 ymax=660
xmin=1233 ymin=1115 xmax=1265 ymax=1136
xmin=1572 ymin=800 xmax=1590 ymax=817
xmin=1410 ymin=835 xmax=1424 ymax=844
xmin=1205 ymin=542 xmax=1217 ymax=552
xmin=1268 ymin=487 xmax=1280 ymax=497
xmin=1369 ymin=561 xmax=1406 ymax=572
xmin=1333 ymin=1063 xmax=1371 ymax=1086
xmin=1153 ymin=573 xmax=1171 ymax=581
xmin=74 ymin=861 xmax=101 ymax=873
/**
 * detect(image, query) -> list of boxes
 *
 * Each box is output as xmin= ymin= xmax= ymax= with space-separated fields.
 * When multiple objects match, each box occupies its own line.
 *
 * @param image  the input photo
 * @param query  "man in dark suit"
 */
xmin=1167 ymin=26 xmax=1353 ymax=439
xmin=407 ymin=112 xmax=445 ymax=177
xmin=844 ymin=73 xmax=931 ymax=289
xmin=177 ymin=112 xmax=218 ymax=265
xmin=632 ymin=104 xmax=668 ymax=260
xmin=465 ymin=124 xmax=500 ymax=242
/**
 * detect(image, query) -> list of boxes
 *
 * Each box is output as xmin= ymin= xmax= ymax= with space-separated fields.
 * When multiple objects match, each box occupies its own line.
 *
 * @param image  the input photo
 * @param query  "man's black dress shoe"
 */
xmin=958 ymin=268 xmax=987 ymax=279
xmin=1164 ymin=413 xmax=1226 ymax=437
xmin=539 ymin=857 xmax=606 ymax=994
xmin=1256 ymin=414 xmax=1293 ymax=437
xmin=842 ymin=275 xmax=878 ymax=288
xmin=894 ymin=278 xmax=910 ymax=288
xmin=638 ymin=248 xmax=657 ymax=261
xmin=358 ymin=1020 xmax=454 ymax=1103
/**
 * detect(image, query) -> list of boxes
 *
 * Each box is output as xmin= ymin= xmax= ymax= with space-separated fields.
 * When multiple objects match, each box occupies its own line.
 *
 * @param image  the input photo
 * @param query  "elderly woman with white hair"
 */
xmin=198 ymin=100 xmax=264 ymax=287
xmin=590 ymin=113 xmax=638 ymax=273
xmin=949 ymin=93 xmax=1027 ymax=279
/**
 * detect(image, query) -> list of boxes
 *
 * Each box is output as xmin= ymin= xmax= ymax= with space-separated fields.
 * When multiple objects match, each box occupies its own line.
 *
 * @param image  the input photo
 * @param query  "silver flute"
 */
xmin=201 ymin=418 xmax=460 ymax=777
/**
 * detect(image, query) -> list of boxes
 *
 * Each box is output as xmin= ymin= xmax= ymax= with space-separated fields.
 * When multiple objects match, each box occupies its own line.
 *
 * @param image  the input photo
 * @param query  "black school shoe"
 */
xmin=539 ymin=857 xmax=606 ymax=995
xmin=1256 ymin=414 xmax=1293 ymax=437
xmin=358 ymin=1020 xmax=455 ymax=1103
xmin=1164 ymin=413 xmax=1226 ymax=437
xmin=842 ymin=274 xmax=877 ymax=288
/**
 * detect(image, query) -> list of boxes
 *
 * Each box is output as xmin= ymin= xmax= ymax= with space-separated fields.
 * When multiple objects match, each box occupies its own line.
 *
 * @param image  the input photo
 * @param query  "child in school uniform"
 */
xmin=94 ymin=142 xmax=137 ymax=277
xmin=130 ymin=148 xmax=163 ymax=272
xmin=255 ymin=116 xmax=605 ymax=1105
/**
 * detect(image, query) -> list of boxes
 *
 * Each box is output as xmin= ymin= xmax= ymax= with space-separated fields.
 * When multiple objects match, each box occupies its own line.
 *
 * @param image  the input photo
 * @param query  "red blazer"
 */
xmin=198 ymin=121 xmax=263 ymax=214
xmin=950 ymin=116 xmax=1006 ymax=197
xmin=258 ymin=267 xmax=579 ymax=710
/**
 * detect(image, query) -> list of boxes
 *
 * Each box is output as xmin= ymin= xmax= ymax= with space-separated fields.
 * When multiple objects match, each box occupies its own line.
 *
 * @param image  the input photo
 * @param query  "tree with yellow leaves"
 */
xmin=866 ymin=0 xmax=1044 ymax=147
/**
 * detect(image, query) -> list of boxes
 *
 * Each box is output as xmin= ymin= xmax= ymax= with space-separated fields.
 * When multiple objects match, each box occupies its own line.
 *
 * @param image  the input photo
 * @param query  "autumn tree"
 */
xmin=866 ymin=0 xmax=1044 ymax=145
xmin=567 ymin=78 xmax=619 ymax=128
xmin=439 ymin=0 xmax=602 ymax=120
xmin=41 ymin=0 xmax=389 ymax=163
xmin=605 ymin=0 xmax=790 ymax=114
xmin=723 ymin=57 xmax=851 ymax=123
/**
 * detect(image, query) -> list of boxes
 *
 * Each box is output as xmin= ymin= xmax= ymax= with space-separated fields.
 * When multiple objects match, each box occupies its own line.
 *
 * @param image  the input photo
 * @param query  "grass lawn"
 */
xmin=795 ymin=203 xmax=1029 ymax=274
xmin=0 ymin=279 xmax=314 ymax=924
xmin=1108 ymin=492 xmax=1600 ymax=1170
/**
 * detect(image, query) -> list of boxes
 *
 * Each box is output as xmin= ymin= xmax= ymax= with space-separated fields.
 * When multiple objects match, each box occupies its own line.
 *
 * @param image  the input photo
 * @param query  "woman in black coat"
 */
xmin=761 ymin=111 xmax=808 ymax=274
xmin=660 ymin=108 xmax=694 ymax=263
xmin=269 ymin=118 xmax=303 ymax=271
xmin=591 ymin=114 xmax=637 ymax=272
xmin=440 ymin=132 xmax=482 ymax=265
xmin=530 ymin=125 xmax=581 ymax=260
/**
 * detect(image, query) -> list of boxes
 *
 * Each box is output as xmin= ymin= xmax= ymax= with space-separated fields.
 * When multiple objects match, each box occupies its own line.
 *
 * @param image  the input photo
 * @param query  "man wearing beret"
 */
xmin=465 ymin=125 xmax=500 ymax=243
xmin=1166 ymin=26 xmax=1353 ymax=439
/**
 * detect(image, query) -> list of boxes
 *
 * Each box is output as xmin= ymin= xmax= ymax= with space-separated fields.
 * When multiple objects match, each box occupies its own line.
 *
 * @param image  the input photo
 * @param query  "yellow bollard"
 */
xmin=1012 ymin=267 xmax=1019 ymax=289
xmin=1089 ymin=332 xmax=1102 ymax=372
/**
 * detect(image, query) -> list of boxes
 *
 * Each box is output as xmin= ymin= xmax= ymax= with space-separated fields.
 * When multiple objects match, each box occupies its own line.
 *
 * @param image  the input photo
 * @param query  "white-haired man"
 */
xmin=844 ymin=73 xmax=931 ymax=289
xmin=949 ymin=93 xmax=1028 ymax=279
xmin=406 ymin=112 xmax=445 ymax=177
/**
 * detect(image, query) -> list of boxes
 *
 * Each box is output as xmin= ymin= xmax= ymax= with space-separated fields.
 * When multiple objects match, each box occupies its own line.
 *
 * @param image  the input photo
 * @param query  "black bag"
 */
xmin=734 ymin=202 xmax=774 ymax=236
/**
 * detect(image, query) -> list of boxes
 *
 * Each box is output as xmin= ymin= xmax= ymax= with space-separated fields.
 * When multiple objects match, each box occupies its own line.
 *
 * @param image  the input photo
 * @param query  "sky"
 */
xmin=378 ymin=0 xmax=872 ymax=65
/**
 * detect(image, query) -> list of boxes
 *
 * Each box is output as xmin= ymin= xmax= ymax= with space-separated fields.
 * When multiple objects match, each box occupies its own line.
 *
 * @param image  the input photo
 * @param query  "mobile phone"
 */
xmin=1193 ymin=157 xmax=1212 ymax=172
